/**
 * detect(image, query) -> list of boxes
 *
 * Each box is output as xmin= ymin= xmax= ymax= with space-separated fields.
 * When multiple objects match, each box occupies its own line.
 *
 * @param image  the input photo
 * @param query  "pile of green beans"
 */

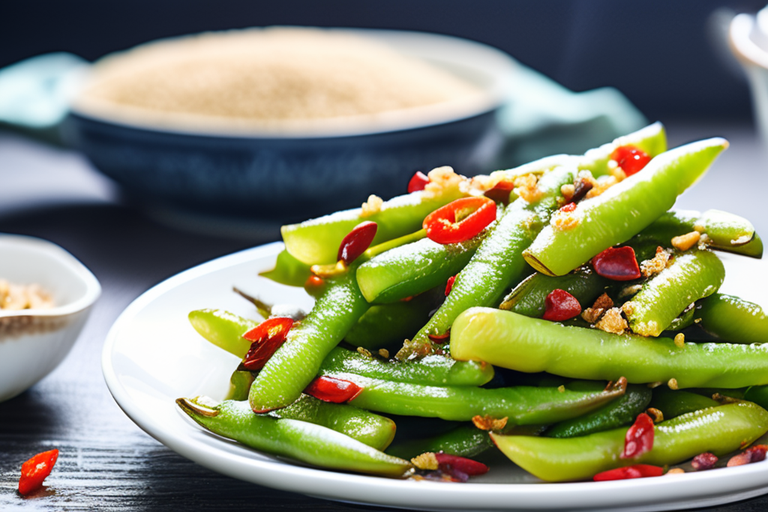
xmin=178 ymin=122 xmax=768 ymax=483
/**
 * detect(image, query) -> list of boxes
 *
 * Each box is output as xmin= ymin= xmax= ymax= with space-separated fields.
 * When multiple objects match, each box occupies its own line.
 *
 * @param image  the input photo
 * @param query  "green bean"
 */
xmin=545 ymin=385 xmax=651 ymax=438
xmin=500 ymin=267 xmax=609 ymax=317
xmin=249 ymin=264 xmax=370 ymax=412
xmin=450 ymin=307 xmax=768 ymax=388
xmin=491 ymin=402 xmax=768 ymax=482
xmin=282 ymin=185 xmax=465 ymax=265
xmin=177 ymin=398 xmax=411 ymax=477
xmin=745 ymin=385 xmax=768 ymax=410
xmin=189 ymin=309 xmax=256 ymax=357
xmin=623 ymin=249 xmax=725 ymax=336
xmin=523 ymin=138 xmax=729 ymax=276
xmin=337 ymin=373 xmax=625 ymax=424
xmin=578 ymin=122 xmax=668 ymax=177
xmin=695 ymin=293 xmax=768 ymax=343
xmin=320 ymin=348 xmax=494 ymax=387
xmin=225 ymin=370 xmax=255 ymax=401
xmin=386 ymin=424 xmax=493 ymax=460
xmin=649 ymin=387 xmax=719 ymax=419
xmin=259 ymin=249 xmax=312 ymax=287
xmin=398 ymin=165 xmax=576 ymax=360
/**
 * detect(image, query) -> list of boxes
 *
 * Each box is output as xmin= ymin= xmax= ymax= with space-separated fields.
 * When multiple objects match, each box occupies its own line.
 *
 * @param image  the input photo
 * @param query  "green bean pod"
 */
xmin=695 ymin=293 xmax=768 ymax=343
xmin=649 ymin=387 xmax=720 ymax=420
xmin=225 ymin=370 xmax=255 ymax=401
xmin=344 ymin=288 xmax=443 ymax=351
xmin=336 ymin=373 xmax=625 ymax=424
xmin=259 ymin=249 xmax=313 ymax=287
xmin=500 ymin=268 xmax=609 ymax=317
xmin=578 ymin=122 xmax=668 ymax=177
xmin=745 ymin=385 xmax=768 ymax=410
xmin=282 ymin=186 xmax=465 ymax=265
xmin=177 ymin=398 xmax=411 ymax=477
xmin=189 ymin=309 xmax=257 ymax=357
xmin=545 ymin=385 xmax=652 ymax=438
xmin=356 ymin=235 xmax=483 ymax=304
xmin=523 ymin=138 xmax=729 ymax=276
xmin=492 ymin=402 xmax=768 ymax=482
xmin=320 ymin=347 xmax=494 ymax=387
xmin=623 ymin=249 xmax=725 ymax=337
xmin=450 ymin=307 xmax=768 ymax=388
xmin=249 ymin=265 xmax=370 ymax=412
xmin=386 ymin=424 xmax=493 ymax=460
xmin=399 ymin=165 xmax=576 ymax=360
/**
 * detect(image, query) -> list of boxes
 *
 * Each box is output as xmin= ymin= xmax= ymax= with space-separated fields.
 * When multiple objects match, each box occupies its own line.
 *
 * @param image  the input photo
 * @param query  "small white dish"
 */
xmin=102 ymin=242 xmax=768 ymax=511
xmin=729 ymin=12 xmax=768 ymax=150
xmin=0 ymin=233 xmax=101 ymax=402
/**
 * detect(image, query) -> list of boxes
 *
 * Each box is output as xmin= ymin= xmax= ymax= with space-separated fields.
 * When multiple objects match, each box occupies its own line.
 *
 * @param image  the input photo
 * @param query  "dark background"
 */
xmin=1 ymin=0 xmax=764 ymax=122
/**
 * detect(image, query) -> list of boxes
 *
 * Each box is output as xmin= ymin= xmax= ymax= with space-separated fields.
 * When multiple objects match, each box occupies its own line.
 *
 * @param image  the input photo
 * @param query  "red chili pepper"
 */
xmin=610 ymin=145 xmax=652 ymax=177
xmin=691 ymin=452 xmax=719 ymax=471
xmin=542 ymin=289 xmax=582 ymax=321
xmin=484 ymin=180 xmax=515 ymax=204
xmin=621 ymin=412 xmax=655 ymax=459
xmin=304 ymin=376 xmax=363 ymax=403
xmin=559 ymin=202 xmax=577 ymax=213
xmin=445 ymin=275 xmax=457 ymax=296
xmin=408 ymin=171 xmax=430 ymax=193
xmin=428 ymin=331 xmax=451 ymax=343
xmin=435 ymin=453 xmax=489 ymax=476
xmin=593 ymin=464 xmax=663 ymax=481
xmin=423 ymin=197 xmax=496 ymax=245
xmin=18 ymin=449 xmax=58 ymax=496
xmin=337 ymin=221 xmax=378 ymax=265
xmin=592 ymin=246 xmax=642 ymax=281
xmin=242 ymin=317 xmax=294 ymax=371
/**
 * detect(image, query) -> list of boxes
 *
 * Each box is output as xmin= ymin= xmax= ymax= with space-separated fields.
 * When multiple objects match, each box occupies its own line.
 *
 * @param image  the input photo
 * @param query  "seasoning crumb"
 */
xmin=357 ymin=347 xmax=373 ymax=358
xmin=595 ymin=307 xmax=627 ymax=334
xmin=513 ymin=174 xmax=540 ymax=203
xmin=423 ymin=166 xmax=467 ymax=199
xmin=668 ymin=378 xmax=679 ymax=390
xmin=557 ymin=385 xmax=565 ymax=393
xmin=646 ymin=407 xmax=664 ymax=423
xmin=647 ymin=381 xmax=663 ymax=389
xmin=378 ymin=349 xmax=389 ymax=359
xmin=671 ymin=231 xmax=701 ymax=251
xmin=560 ymin=184 xmax=575 ymax=202
xmin=666 ymin=468 xmax=685 ymax=475
xmin=472 ymin=415 xmax=508 ymax=431
xmin=582 ymin=293 xmax=614 ymax=324
xmin=674 ymin=333 xmax=685 ymax=348
xmin=411 ymin=452 xmax=439 ymax=471
xmin=360 ymin=194 xmax=384 ymax=217
xmin=585 ymin=175 xmax=618 ymax=199
xmin=640 ymin=246 xmax=670 ymax=278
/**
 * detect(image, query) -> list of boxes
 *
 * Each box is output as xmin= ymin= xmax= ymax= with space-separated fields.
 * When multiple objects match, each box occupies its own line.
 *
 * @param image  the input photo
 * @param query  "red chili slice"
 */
xmin=610 ymin=145 xmax=652 ymax=177
xmin=593 ymin=464 xmax=663 ymax=481
xmin=543 ymin=289 xmax=582 ymax=321
xmin=338 ymin=221 xmax=378 ymax=264
xmin=304 ymin=376 xmax=363 ymax=403
xmin=428 ymin=331 xmax=451 ymax=343
xmin=484 ymin=180 xmax=515 ymax=204
xmin=423 ymin=197 xmax=496 ymax=245
xmin=242 ymin=317 xmax=294 ymax=371
xmin=445 ymin=275 xmax=457 ymax=296
xmin=434 ymin=453 xmax=489 ymax=476
xmin=408 ymin=171 xmax=430 ymax=193
xmin=727 ymin=445 xmax=768 ymax=467
xmin=592 ymin=246 xmax=641 ymax=281
xmin=621 ymin=412 xmax=655 ymax=459
xmin=559 ymin=202 xmax=577 ymax=213
xmin=18 ymin=449 xmax=58 ymax=495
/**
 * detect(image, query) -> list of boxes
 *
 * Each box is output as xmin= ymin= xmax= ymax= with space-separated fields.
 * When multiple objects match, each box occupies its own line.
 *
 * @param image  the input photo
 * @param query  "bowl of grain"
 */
xmin=0 ymin=234 xmax=101 ymax=402
xmin=62 ymin=27 xmax=515 ymax=223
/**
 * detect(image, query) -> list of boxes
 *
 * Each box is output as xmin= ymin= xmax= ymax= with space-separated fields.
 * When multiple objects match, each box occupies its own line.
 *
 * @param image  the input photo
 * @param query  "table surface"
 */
xmin=0 ymin=120 xmax=767 ymax=511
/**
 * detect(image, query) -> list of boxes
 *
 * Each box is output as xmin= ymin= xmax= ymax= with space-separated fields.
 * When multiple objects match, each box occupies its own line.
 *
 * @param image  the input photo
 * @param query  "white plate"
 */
xmin=102 ymin=242 xmax=768 ymax=511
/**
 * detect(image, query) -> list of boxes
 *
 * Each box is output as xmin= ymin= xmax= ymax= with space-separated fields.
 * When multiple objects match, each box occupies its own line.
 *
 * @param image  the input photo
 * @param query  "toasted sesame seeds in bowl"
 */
xmin=0 ymin=234 xmax=100 ymax=402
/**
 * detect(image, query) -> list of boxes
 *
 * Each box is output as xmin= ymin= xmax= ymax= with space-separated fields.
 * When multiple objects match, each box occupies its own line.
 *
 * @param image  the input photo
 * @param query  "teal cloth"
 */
xmin=0 ymin=52 xmax=646 ymax=159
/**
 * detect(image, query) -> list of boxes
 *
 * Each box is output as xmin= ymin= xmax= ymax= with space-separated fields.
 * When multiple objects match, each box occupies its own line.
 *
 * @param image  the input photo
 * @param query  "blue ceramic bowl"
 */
xmin=63 ymin=29 xmax=516 ymax=223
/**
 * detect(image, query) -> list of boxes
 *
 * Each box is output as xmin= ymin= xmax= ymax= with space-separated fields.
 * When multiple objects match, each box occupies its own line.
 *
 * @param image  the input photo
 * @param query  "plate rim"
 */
xmin=101 ymin=241 xmax=768 ymax=511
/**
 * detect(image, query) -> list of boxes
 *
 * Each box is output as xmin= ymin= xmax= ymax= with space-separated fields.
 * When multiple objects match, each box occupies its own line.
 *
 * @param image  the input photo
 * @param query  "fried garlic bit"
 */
xmin=423 ymin=166 xmax=468 ymax=198
xmin=411 ymin=452 xmax=439 ymax=471
xmin=581 ymin=293 xmax=614 ymax=324
xmin=513 ymin=174 xmax=540 ymax=203
xmin=640 ymin=246 xmax=670 ymax=278
xmin=472 ymin=415 xmax=508 ymax=432
xmin=671 ymin=231 xmax=701 ymax=251
xmin=674 ymin=332 xmax=685 ymax=348
xmin=595 ymin=307 xmax=628 ymax=334
xmin=360 ymin=194 xmax=384 ymax=217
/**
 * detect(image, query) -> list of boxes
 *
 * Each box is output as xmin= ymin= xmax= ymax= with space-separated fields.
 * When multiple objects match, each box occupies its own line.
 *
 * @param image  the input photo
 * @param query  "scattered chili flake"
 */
xmin=304 ymin=376 xmax=363 ymax=403
xmin=445 ymin=275 xmax=457 ymax=296
xmin=592 ymin=246 xmax=642 ymax=281
xmin=242 ymin=317 xmax=294 ymax=370
xmin=407 ymin=171 xmax=430 ymax=193
xmin=692 ymin=452 xmax=719 ymax=471
xmin=610 ymin=145 xmax=652 ymax=176
xmin=338 ymin=221 xmax=378 ymax=264
xmin=428 ymin=331 xmax=451 ymax=343
xmin=411 ymin=452 xmax=488 ymax=482
xmin=423 ymin=197 xmax=496 ymax=245
xmin=542 ymin=289 xmax=582 ymax=321
xmin=559 ymin=202 xmax=577 ymax=213
xmin=593 ymin=464 xmax=663 ymax=481
xmin=621 ymin=413 xmax=654 ymax=459
xmin=18 ymin=449 xmax=58 ymax=496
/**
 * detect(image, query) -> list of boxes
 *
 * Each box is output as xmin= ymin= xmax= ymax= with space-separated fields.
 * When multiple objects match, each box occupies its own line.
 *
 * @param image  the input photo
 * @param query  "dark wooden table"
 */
xmin=1 ymin=121 xmax=767 ymax=511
